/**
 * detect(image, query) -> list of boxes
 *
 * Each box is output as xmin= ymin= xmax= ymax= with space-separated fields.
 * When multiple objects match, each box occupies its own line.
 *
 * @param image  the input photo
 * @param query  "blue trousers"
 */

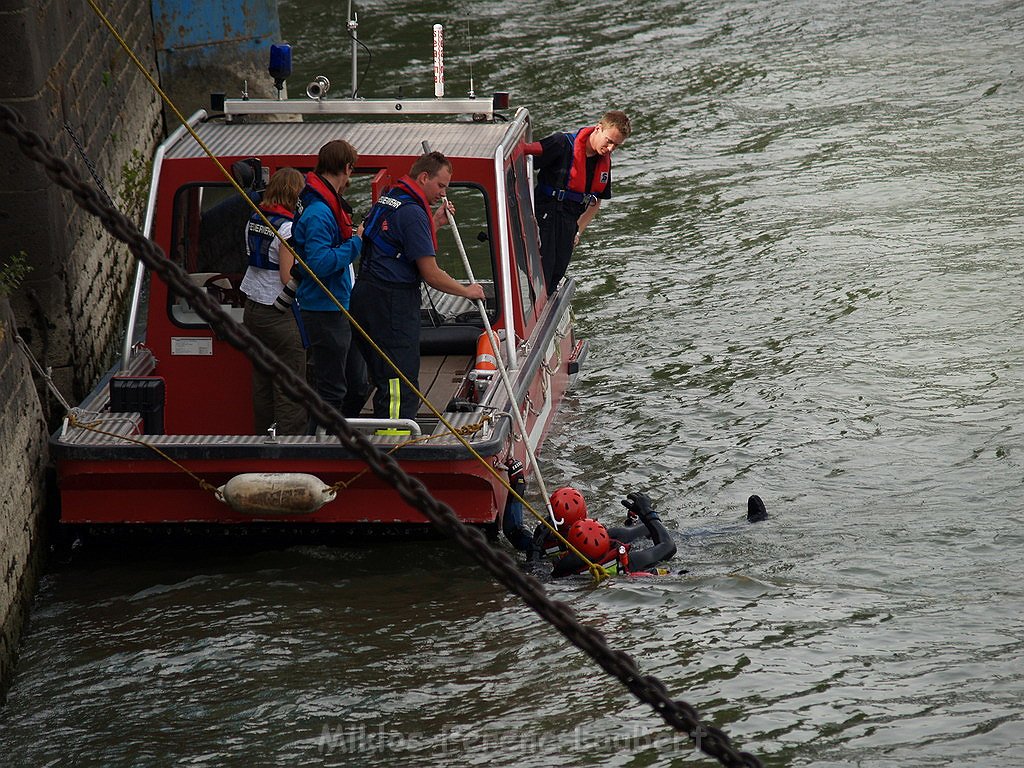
xmin=349 ymin=276 xmax=421 ymax=422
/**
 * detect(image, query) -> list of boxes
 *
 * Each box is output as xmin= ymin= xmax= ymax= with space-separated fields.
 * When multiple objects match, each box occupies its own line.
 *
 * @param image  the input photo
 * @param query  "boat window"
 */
xmin=166 ymin=177 xmax=496 ymax=330
xmin=506 ymin=155 xmax=544 ymax=322
xmin=168 ymin=182 xmax=259 ymax=326
xmin=426 ymin=182 xmax=496 ymax=326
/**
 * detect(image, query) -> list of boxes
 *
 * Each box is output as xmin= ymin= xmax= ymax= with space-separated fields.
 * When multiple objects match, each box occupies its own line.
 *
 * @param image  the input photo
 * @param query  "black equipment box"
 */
xmin=109 ymin=376 xmax=166 ymax=435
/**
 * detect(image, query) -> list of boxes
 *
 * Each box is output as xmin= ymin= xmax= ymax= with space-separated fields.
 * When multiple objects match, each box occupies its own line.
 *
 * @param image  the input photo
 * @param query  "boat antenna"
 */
xmin=467 ymin=23 xmax=475 ymax=99
xmin=347 ymin=0 xmax=358 ymax=98
xmin=345 ymin=1 xmax=371 ymax=98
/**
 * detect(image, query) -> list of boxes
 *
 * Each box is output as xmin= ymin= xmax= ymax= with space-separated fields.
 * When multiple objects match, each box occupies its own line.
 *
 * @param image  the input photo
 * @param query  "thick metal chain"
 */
xmin=0 ymin=103 xmax=761 ymax=768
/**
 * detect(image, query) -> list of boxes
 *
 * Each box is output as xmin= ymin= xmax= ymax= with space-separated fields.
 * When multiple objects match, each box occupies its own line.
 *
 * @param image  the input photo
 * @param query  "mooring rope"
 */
xmin=0 ymin=103 xmax=761 ymax=767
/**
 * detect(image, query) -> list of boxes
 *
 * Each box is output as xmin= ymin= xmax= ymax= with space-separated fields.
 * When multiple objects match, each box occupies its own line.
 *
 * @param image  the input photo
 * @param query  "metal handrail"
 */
xmin=120 ymin=109 xmax=207 ymax=370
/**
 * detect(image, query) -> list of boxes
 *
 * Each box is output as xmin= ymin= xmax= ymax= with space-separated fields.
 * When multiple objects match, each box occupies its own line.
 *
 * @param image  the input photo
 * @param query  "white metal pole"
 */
xmin=442 ymin=200 xmax=555 ymax=518
xmin=432 ymin=24 xmax=445 ymax=98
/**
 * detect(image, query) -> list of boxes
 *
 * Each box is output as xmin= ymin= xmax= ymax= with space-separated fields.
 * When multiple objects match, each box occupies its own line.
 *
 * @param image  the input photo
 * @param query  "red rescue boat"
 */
xmin=50 ymin=42 xmax=587 ymax=537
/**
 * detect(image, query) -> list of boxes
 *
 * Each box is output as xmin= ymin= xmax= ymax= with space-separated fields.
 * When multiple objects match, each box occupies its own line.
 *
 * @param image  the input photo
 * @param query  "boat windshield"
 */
xmin=165 ymin=176 xmax=497 ymax=329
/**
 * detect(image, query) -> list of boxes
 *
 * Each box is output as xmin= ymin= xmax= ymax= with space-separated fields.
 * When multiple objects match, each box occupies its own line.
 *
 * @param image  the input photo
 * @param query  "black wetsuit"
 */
xmin=549 ymin=514 xmax=677 ymax=578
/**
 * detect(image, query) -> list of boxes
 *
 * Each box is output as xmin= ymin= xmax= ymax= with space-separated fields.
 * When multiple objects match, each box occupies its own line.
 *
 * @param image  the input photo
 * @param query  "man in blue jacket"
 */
xmin=293 ymin=140 xmax=367 ymax=431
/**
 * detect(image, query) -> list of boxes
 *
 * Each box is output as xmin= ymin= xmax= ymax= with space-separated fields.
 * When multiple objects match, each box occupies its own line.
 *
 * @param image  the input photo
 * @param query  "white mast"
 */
xmin=432 ymin=24 xmax=444 ymax=98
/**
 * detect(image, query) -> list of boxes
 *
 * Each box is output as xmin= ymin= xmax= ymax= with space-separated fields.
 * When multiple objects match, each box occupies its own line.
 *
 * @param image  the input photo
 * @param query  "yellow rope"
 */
xmin=86 ymin=0 xmax=607 ymax=583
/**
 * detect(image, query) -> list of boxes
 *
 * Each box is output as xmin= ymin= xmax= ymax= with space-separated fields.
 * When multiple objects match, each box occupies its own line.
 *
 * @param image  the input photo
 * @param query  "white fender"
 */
xmin=218 ymin=472 xmax=336 ymax=516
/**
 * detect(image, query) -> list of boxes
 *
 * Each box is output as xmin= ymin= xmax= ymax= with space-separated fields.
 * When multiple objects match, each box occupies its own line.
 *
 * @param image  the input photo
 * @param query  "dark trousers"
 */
xmin=300 ymin=309 xmax=368 ymax=431
xmin=349 ymin=277 xmax=421 ymax=422
xmin=242 ymin=299 xmax=307 ymax=435
xmin=536 ymin=201 xmax=580 ymax=293
xmin=342 ymin=340 xmax=370 ymax=418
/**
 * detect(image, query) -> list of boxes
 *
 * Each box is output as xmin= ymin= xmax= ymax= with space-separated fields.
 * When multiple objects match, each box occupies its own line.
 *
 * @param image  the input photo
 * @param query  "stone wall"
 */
xmin=0 ymin=0 xmax=162 ymax=700
xmin=0 ymin=300 xmax=48 ymax=702
xmin=0 ymin=0 xmax=162 ymax=414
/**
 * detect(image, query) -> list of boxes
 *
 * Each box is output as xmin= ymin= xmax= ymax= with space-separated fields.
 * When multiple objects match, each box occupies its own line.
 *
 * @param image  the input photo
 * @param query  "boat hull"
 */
xmin=55 ymin=454 xmax=503 ymax=526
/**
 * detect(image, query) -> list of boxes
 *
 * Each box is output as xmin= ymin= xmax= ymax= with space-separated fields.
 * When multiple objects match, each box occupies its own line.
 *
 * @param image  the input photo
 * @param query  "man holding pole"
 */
xmin=349 ymin=151 xmax=485 ymax=426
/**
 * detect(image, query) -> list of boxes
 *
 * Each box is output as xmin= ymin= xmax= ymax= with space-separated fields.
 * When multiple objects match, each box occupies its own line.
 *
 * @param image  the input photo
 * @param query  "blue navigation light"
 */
xmin=269 ymin=44 xmax=292 ymax=90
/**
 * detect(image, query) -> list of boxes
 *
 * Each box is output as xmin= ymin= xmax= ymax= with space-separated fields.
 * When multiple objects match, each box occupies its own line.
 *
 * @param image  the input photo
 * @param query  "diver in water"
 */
xmin=527 ymin=488 xmax=768 ymax=578
xmin=549 ymin=491 xmax=678 ymax=577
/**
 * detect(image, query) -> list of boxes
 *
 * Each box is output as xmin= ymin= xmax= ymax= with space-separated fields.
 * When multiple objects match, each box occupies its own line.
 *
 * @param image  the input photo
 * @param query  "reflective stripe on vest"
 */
xmin=246 ymin=211 xmax=291 ymax=270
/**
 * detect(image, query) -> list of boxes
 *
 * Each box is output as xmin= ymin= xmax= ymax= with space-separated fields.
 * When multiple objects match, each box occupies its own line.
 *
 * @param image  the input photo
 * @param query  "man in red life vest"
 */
xmin=524 ymin=110 xmax=632 ymax=293
xmin=293 ymin=140 xmax=368 ymax=430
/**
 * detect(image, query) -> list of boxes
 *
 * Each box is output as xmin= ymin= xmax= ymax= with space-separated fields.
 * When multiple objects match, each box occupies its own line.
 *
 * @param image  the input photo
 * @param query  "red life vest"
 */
xmin=302 ymin=172 xmax=354 ymax=239
xmin=566 ymin=126 xmax=611 ymax=197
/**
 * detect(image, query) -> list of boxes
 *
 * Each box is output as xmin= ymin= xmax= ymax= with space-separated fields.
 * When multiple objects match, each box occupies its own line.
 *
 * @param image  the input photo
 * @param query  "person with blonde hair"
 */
xmin=524 ymin=110 xmax=632 ymax=293
xmin=240 ymin=166 xmax=307 ymax=435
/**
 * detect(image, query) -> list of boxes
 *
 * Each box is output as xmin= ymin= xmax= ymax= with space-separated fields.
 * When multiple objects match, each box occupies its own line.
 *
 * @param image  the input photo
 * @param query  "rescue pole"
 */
xmin=422 ymin=142 xmax=556 ymax=522
xmin=452 ymin=210 xmax=556 ymax=519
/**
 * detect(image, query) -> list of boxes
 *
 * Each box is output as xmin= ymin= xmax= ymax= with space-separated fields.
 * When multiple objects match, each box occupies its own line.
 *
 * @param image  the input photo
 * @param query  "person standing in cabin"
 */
xmin=198 ymin=158 xmax=264 ymax=274
xmin=292 ymin=140 xmax=368 ymax=432
xmin=240 ymin=167 xmax=307 ymax=435
xmin=349 ymin=151 xmax=485 ymax=428
xmin=524 ymin=110 xmax=632 ymax=293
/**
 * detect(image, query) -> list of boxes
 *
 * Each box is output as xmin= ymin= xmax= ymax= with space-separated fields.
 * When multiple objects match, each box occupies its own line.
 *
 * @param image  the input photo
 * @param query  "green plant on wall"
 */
xmin=118 ymin=148 xmax=152 ymax=226
xmin=0 ymin=251 xmax=32 ymax=298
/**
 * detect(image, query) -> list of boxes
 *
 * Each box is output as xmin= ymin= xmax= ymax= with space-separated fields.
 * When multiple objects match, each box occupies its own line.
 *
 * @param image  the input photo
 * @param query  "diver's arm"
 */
xmin=606 ymin=524 xmax=648 ymax=543
xmin=621 ymin=492 xmax=677 ymax=569
xmin=551 ymin=551 xmax=586 ymax=578
xmin=525 ymin=523 xmax=546 ymax=563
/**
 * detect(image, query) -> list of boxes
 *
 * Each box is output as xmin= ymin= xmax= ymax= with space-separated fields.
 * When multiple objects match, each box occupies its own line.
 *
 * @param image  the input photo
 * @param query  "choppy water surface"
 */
xmin=3 ymin=0 xmax=1023 ymax=765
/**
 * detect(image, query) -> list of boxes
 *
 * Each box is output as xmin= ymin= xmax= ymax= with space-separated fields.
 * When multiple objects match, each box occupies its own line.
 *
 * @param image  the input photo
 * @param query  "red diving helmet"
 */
xmin=567 ymin=518 xmax=610 ymax=561
xmin=549 ymin=487 xmax=588 ymax=532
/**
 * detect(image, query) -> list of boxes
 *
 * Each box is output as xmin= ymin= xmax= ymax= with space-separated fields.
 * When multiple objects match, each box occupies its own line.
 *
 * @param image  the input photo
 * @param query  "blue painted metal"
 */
xmin=152 ymin=0 xmax=282 ymax=73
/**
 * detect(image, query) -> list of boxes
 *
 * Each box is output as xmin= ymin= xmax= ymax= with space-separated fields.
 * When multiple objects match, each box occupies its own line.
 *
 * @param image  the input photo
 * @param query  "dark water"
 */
xmin=3 ymin=0 xmax=1023 ymax=765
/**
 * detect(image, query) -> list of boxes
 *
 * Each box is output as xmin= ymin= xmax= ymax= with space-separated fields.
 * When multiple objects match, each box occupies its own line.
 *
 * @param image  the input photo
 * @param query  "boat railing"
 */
xmin=219 ymin=96 xmax=500 ymax=122
xmin=329 ymin=419 xmax=422 ymax=438
xmin=121 ymin=109 xmax=208 ymax=371
xmin=492 ymin=107 xmax=532 ymax=370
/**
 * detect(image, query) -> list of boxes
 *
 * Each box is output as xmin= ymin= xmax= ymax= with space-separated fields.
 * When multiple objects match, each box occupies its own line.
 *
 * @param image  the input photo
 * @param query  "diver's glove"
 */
xmin=621 ymin=491 xmax=658 ymax=523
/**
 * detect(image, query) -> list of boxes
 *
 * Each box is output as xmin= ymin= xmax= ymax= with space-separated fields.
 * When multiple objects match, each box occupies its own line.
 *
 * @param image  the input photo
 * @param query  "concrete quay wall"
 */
xmin=0 ymin=0 xmax=162 ymax=700
xmin=0 ymin=300 xmax=49 ymax=701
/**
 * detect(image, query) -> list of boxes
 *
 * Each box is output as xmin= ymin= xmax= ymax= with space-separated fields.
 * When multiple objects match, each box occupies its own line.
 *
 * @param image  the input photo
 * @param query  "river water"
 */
xmin=2 ymin=0 xmax=1023 ymax=765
